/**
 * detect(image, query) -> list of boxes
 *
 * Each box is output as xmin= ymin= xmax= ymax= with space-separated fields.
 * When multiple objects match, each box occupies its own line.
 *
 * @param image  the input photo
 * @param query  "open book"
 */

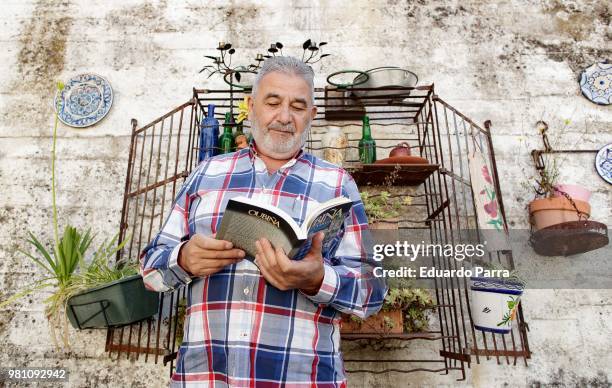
xmin=216 ymin=196 xmax=353 ymax=260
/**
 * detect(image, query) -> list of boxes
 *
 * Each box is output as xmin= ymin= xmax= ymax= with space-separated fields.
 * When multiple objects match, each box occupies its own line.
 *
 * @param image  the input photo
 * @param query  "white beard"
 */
xmin=250 ymin=112 xmax=310 ymax=158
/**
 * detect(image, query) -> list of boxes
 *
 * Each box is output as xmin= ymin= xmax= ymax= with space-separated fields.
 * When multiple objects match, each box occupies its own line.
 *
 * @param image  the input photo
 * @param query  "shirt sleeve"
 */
xmin=300 ymin=172 xmax=388 ymax=318
xmin=139 ymin=163 xmax=204 ymax=292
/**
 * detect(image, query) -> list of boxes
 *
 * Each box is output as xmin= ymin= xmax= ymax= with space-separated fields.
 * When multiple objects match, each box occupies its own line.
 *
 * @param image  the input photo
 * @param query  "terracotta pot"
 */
xmin=552 ymin=184 xmax=592 ymax=203
xmin=529 ymin=197 xmax=591 ymax=231
xmin=389 ymin=142 xmax=411 ymax=157
xmin=340 ymin=309 xmax=403 ymax=334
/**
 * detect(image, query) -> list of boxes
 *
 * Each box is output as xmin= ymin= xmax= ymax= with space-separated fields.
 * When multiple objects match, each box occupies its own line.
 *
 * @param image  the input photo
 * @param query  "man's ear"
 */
xmin=310 ymin=105 xmax=318 ymax=121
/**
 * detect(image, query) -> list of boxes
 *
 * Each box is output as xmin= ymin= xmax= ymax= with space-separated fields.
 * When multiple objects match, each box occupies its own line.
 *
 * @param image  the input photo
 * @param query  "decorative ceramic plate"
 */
xmin=595 ymin=143 xmax=612 ymax=184
xmin=374 ymin=155 xmax=429 ymax=164
xmin=579 ymin=62 xmax=611 ymax=105
xmin=55 ymin=73 xmax=113 ymax=127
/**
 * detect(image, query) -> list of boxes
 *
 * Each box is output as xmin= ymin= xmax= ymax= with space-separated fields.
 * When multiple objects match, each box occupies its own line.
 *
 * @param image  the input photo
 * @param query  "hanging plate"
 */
xmin=595 ymin=142 xmax=612 ymax=184
xmin=54 ymin=73 xmax=113 ymax=128
xmin=579 ymin=62 xmax=611 ymax=105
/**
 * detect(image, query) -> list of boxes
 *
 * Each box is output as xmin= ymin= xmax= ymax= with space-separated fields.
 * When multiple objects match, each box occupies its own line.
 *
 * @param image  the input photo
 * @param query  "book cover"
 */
xmin=216 ymin=196 xmax=352 ymax=260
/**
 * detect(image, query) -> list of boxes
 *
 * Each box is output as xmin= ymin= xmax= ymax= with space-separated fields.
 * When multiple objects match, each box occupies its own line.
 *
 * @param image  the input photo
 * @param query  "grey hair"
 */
xmin=251 ymin=56 xmax=315 ymax=105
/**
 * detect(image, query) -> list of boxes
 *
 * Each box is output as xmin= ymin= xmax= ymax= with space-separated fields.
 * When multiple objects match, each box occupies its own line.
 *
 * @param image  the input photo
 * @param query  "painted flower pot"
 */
xmin=529 ymin=197 xmax=591 ymax=231
xmin=552 ymin=184 xmax=592 ymax=203
xmin=470 ymin=277 xmax=524 ymax=334
xmin=66 ymin=274 xmax=159 ymax=329
xmin=340 ymin=309 xmax=403 ymax=334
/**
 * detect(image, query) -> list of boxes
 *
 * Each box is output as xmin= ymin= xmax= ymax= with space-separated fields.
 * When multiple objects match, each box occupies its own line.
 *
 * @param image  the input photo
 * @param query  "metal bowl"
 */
xmin=351 ymin=67 xmax=418 ymax=97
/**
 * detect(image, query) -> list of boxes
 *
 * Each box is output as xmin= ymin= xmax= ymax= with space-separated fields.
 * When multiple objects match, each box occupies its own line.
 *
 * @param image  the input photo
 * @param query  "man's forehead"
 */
xmin=256 ymin=71 xmax=312 ymax=101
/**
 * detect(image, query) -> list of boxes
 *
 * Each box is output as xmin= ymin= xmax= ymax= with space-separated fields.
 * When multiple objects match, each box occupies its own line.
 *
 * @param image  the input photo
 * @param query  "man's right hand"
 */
xmin=178 ymin=234 xmax=245 ymax=277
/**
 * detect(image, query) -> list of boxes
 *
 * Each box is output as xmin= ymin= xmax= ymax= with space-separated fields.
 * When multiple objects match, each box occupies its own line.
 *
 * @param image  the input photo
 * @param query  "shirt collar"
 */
xmin=248 ymin=140 xmax=305 ymax=171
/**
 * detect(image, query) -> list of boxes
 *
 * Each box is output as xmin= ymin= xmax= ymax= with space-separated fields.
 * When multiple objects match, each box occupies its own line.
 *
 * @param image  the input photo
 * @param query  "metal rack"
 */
xmin=107 ymin=84 xmax=531 ymax=380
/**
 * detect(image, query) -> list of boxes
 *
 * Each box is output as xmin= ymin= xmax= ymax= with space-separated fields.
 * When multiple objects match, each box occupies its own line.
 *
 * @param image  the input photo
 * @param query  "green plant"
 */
xmin=361 ymin=190 xmax=412 ymax=223
xmin=72 ymin=234 xmax=135 ymax=288
xmin=0 ymin=81 xmax=130 ymax=348
xmin=174 ymin=298 xmax=188 ymax=348
xmin=383 ymin=287 xmax=436 ymax=333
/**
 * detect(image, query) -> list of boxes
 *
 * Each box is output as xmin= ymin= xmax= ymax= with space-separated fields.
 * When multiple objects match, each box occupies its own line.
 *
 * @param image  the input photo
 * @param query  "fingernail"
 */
xmin=239 ymin=250 xmax=245 ymax=257
xmin=225 ymin=242 xmax=233 ymax=249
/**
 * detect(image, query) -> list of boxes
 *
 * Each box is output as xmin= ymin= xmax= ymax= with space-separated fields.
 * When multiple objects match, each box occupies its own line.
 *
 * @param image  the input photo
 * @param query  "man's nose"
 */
xmin=277 ymin=103 xmax=291 ymax=124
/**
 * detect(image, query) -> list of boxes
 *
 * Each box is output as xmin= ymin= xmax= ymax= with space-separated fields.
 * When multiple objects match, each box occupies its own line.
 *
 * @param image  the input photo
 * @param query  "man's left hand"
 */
xmin=255 ymin=232 xmax=325 ymax=295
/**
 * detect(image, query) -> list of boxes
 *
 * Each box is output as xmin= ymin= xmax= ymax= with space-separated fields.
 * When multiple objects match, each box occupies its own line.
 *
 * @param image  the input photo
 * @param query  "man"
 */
xmin=141 ymin=56 xmax=387 ymax=387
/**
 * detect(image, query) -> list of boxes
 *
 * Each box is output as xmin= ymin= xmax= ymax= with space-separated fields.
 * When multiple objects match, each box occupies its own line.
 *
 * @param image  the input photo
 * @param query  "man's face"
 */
xmin=248 ymin=71 xmax=317 ymax=159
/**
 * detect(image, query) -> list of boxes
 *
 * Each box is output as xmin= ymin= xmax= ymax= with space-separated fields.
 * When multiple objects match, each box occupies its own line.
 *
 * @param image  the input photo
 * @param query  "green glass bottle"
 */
xmin=218 ymin=112 xmax=235 ymax=154
xmin=358 ymin=115 xmax=376 ymax=164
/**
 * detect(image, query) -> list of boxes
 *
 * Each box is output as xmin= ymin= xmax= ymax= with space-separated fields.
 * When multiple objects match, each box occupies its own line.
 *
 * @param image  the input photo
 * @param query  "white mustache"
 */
xmin=267 ymin=123 xmax=296 ymax=133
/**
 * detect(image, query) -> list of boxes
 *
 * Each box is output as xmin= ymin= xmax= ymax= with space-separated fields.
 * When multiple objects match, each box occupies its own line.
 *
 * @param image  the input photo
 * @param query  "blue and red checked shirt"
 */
xmin=141 ymin=143 xmax=387 ymax=387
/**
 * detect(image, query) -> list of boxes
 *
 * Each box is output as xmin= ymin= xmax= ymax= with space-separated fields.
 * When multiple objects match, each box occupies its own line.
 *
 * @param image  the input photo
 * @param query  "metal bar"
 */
xmin=154 ymin=293 xmax=165 ymax=364
xmin=146 ymin=118 xmax=166 ymax=244
xmin=127 ymin=322 xmax=133 ymax=360
xmin=441 ymin=104 xmax=470 ymax=351
xmin=135 ymin=124 xmax=157 ymax=263
xmin=171 ymin=107 xmax=186 ymax=202
xmin=106 ymin=343 xmax=166 ymax=356
xmin=117 ymin=327 xmax=124 ymax=361
xmin=158 ymin=114 xmax=174 ymax=230
xmin=433 ymin=96 xmax=466 ymax=379
xmin=345 ymin=367 xmax=462 ymax=375
xmin=145 ymin=318 xmax=152 ymax=363
xmin=537 ymin=149 xmax=599 ymax=154
xmin=117 ymin=119 xmax=138 ymax=262
xmin=134 ymin=101 xmax=193 ymax=134
xmin=127 ymin=130 xmax=147 ymax=259
xmin=126 ymin=171 xmax=190 ymax=198
xmin=434 ymin=97 xmax=488 ymax=135
xmin=136 ymin=321 xmax=143 ymax=361
xmin=420 ymin=99 xmax=450 ymax=374
xmin=469 ymin=348 xmax=531 ymax=358
xmin=500 ymin=333 xmax=510 ymax=365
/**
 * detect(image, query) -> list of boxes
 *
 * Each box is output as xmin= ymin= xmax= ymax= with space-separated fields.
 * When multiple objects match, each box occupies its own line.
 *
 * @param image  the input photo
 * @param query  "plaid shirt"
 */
xmin=141 ymin=143 xmax=386 ymax=387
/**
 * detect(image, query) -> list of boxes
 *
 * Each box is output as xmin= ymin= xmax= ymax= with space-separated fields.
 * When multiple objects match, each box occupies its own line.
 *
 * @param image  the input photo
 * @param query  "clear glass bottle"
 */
xmin=322 ymin=126 xmax=348 ymax=166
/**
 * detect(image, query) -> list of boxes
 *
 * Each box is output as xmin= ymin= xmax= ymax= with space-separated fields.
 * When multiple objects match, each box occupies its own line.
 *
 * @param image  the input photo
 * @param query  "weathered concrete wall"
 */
xmin=1 ymin=0 xmax=610 ymax=387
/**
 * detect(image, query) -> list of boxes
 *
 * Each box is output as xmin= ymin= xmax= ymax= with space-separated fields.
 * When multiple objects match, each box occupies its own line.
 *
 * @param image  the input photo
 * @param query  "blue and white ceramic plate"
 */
xmin=580 ymin=62 xmax=611 ymax=105
xmin=595 ymin=143 xmax=612 ymax=185
xmin=55 ymin=73 xmax=113 ymax=128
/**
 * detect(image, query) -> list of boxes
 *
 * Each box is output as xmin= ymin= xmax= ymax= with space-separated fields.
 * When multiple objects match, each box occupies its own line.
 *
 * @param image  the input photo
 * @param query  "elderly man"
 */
xmin=141 ymin=56 xmax=386 ymax=387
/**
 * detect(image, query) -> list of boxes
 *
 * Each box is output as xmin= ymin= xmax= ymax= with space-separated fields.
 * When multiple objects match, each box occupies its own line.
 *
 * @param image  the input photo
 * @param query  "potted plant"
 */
xmin=0 ymin=81 xmax=157 ymax=347
xmin=341 ymin=281 xmax=435 ymax=335
xmin=65 ymin=237 xmax=159 ymax=330
xmin=361 ymin=190 xmax=412 ymax=230
xmin=469 ymin=266 xmax=525 ymax=334
xmin=526 ymin=121 xmax=592 ymax=231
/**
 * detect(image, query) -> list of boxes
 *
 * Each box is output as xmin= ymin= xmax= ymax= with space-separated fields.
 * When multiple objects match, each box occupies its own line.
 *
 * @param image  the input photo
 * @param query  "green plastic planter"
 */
xmin=66 ymin=274 xmax=159 ymax=329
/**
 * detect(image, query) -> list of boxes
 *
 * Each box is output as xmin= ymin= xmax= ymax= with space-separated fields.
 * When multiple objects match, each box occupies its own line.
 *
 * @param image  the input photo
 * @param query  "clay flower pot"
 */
xmin=340 ymin=309 xmax=404 ymax=334
xmin=529 ymin=197 xmax=591 ymax=231
xmin=552 ymin=184 xmax=592 ymax=203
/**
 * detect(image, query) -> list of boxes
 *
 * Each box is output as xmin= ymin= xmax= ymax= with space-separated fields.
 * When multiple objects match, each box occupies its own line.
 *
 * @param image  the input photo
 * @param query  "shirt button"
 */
xmin=243 ymin=288 xmax=250 ymax=295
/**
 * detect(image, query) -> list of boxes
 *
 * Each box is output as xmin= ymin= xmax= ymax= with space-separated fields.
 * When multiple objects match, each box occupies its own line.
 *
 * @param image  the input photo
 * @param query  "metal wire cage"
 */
xmin=108 ymin=84 xmax=531 ymax=380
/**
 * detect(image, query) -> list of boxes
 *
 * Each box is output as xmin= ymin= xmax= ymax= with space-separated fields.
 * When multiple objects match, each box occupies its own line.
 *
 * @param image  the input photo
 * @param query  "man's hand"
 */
xmin=178 ymin=234 xmax=245 ymax=277
xmin=255 ymin=232 xmax=325 ymax=294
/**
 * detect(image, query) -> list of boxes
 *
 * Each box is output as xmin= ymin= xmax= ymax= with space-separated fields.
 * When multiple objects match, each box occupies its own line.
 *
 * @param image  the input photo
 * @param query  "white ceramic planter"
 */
xmin=470 ymin=277 xmax=524 ymax=334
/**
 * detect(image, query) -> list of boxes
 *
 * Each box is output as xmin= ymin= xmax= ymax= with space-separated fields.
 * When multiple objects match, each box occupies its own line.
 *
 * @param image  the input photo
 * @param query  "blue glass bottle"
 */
xmin=198 ymin=104 xmax=219 ymax=162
